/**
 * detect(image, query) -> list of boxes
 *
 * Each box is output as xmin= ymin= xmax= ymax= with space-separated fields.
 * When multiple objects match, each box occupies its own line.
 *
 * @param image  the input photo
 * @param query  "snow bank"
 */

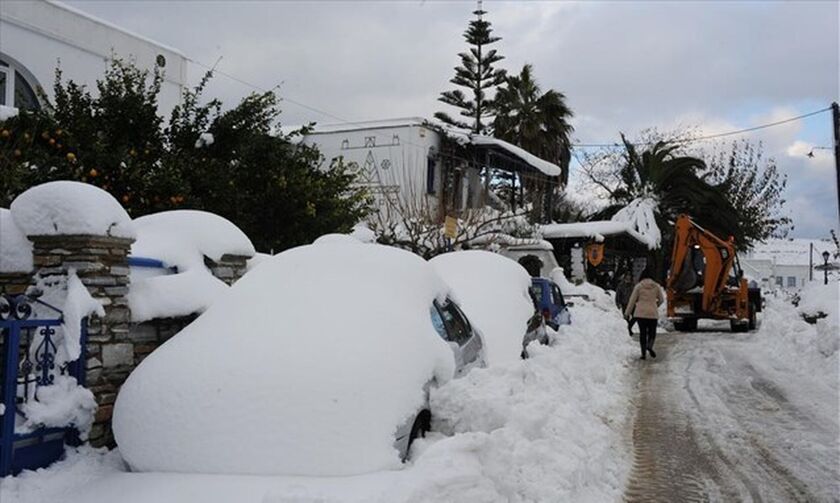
xmin=18 ymin=376 xmax=97 ymax=439
xmin=611 ymin=196 xmax=660 ymax=250
xmin=10 ymin=181 xmax=134 ymax=238
xmin=128 ymin=210 xmax=255 ymax=322
xmin=758 ymin=294 xmax=839 ymax=387
xmin=430 ymin=251 xmax=534 ymax=366
xmin=0 ymin=208 xmax=33 ymax=273
xmin=114 ymin=244 xmax=456 ymax=476
xmin=797 ymin=281 xmax=839 ymax=322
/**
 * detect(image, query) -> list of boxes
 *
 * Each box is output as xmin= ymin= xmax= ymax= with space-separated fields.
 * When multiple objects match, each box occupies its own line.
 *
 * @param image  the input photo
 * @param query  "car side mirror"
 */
xmin=566 ymin=302 xmax=574 ymax=308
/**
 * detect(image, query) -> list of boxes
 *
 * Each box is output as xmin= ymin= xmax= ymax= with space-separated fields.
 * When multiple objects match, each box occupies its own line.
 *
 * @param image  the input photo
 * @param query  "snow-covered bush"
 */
xmin=114 ymin=244 xmax=457 ymax=476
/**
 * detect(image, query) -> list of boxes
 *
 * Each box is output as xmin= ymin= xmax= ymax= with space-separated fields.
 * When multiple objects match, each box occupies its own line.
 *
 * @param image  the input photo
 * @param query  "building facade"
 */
xmin=0 ymin=0 xmax=186 ymax=114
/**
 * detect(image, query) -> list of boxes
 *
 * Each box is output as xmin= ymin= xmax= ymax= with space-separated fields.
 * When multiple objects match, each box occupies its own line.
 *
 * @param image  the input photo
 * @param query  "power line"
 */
xmin=570 ymin=107 xmax=833 ymax=149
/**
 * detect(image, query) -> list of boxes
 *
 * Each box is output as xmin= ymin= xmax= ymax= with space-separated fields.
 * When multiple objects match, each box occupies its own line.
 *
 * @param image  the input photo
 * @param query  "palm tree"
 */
xmin=493 ymin=64 xmax=574 ymax=185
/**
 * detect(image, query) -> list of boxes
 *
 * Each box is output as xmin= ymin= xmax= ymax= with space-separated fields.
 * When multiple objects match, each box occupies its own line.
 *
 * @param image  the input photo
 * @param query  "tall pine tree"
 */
xmin=435 ymin=6 xmax=505 ymax=134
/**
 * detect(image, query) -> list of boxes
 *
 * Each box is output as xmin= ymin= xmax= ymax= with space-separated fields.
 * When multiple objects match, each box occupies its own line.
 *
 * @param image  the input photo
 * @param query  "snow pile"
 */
xmin=757 ymin=294 xmax=839 ymax=386
xmin=0 ymin=208 xmax=33 ymax=273
xmin=128 ymin=210 xmax=255 ymax=322
xmin=422 ymin=283 xmax=636 ymax=502
xmin=796 ymin=281 xmax=839 ymax=322
xmin=611 ymin=196 xmax=661 ymax=249
xmin=430 ymin=251 xmax=534 ymax=366
xmin=18 ymin=376 xmax=97 ymax=438
xmin=194 ymin=132 xmax=214 ymax=148
xmin=114 ymin=244 xmax=456 ymax=476
xmin=10 ymin=181 xmax=134 ymax=238
xmin=0 ymin=446 xmax=125 ymax=503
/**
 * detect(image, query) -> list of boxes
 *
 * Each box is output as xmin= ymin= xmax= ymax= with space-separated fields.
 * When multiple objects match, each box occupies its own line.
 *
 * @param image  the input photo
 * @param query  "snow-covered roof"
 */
xmin=469 ymin=135 xmax=562 ymax=177
xmin=540 ymin=220 xmax=652 ymax=248
xmin=307 ymin=117 xmax=428 ymax=135
xmin=609 ymin=197 xmax=660 ymax=250
xmin=745 ymin=238 xmax=834 ymax=267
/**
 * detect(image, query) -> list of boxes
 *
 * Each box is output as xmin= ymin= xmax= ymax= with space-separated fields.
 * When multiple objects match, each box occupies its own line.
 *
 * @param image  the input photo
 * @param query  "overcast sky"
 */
xmin=66 ymin=0 xmax=840 ymax=239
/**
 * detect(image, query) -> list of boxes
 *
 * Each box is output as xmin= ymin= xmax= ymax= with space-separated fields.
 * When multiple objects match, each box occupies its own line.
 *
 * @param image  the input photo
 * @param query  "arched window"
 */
xmin=0 ymin=54 xmax=41 ymax=111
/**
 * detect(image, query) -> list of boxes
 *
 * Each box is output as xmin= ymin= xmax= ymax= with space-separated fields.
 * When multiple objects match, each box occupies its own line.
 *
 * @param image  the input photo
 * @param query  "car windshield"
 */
xmin=436 ymin=300 xmax=471 ymax=345
xmin=531 ymin=282 xmax=544 ymax=301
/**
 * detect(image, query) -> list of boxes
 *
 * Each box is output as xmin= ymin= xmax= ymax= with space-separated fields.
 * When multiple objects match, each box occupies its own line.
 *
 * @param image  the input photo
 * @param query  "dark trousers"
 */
xmin=636 ymin=318 xmax=657 ymax=356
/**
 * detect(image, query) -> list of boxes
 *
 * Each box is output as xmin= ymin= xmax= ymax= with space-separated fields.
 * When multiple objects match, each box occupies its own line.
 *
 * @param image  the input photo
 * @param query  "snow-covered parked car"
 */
xmin=430 ymin=250 xmax=548 ymax=365
xmin=531 ymin=277 xmax=572 ymax=330
xmin=113 ymin=241 xmax=482 ymax=475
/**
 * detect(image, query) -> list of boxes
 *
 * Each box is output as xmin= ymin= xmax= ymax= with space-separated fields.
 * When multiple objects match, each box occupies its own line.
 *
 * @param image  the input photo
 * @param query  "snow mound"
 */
xmin=0 ymin=208 xmax=33 ymax=273
xmin=128 ymin=210 xmax=255 ymax=322
xmin=114 ymin=244 xmax=456 ymax=476
xmin=430 ymin=251 xmax=534 ymax=366
xmin=10 ymin=181 xmax=134 ymax=238
xmin=424 ymin=283 xmax=636 ymax=502
xmin=610 ymin=196 xmax=660 ymax=250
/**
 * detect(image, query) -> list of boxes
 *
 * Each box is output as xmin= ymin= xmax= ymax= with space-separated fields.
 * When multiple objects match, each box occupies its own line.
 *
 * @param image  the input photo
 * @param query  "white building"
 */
xmin=742 ymin=238 xmax=835 ymax=291
xmin=302 ymin=117 xmax=563 ymax=220
xmin=0 ymin=0 xmax=186 ymax=114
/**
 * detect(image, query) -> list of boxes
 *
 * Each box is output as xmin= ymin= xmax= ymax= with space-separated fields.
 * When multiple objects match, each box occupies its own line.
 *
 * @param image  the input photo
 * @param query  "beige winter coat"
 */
xmin=624 ymin=278 xmax=664 ymax=320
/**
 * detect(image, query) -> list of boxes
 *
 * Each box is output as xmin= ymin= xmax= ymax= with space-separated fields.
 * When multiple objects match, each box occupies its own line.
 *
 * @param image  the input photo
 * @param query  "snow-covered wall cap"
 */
xmin=469 ymin=136 xmax=563 ymax=177
xmin=10 ymin=181 xmax=135 ymax=238
xmin=540 ymin=220 xmax=653 ymax=249
xmin=0 ymin=208 xmax=33 ymax=273
xmin=131 ymin=210 xmax=255 ymax=265
xmin=0 ymin=105 xmax=19 ymax=121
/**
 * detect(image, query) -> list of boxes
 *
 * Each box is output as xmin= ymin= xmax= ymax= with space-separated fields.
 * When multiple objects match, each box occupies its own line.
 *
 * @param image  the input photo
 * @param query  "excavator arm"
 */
xmin=667 ymin=214 xmax=737 ymax=313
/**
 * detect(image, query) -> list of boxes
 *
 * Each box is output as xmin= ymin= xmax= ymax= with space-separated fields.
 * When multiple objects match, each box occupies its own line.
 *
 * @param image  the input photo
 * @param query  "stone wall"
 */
xmin=0 ymin=272 xmax=32 ymax=295
xmin=205 ymin=254 xmax=250 ymax=286
xmin=29 ymin=234 xmax=134 ymax=447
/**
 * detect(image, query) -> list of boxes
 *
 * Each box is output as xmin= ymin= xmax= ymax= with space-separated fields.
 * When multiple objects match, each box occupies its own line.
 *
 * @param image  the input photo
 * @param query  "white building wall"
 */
xmin=303 ymin=119 xmax=443 ymax=216
xmin=0 ymin=0 xmax=186 ymax=114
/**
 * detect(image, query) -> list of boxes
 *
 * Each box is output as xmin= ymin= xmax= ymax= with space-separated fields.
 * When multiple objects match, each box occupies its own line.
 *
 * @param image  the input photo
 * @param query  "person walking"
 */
xmin=624 ymin=269 xmax=664 ymax=360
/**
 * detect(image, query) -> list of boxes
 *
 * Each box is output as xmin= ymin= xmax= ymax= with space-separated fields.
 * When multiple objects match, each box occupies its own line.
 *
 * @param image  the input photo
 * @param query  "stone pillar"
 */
xmin=0 ymin=272 xmax=32 ymax=295
xmin=29 ymin=234 xmax=134 ymax=447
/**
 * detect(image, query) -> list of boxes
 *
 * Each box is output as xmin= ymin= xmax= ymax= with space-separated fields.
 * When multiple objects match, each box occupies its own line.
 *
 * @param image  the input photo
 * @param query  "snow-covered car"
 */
xmin=113 ymin=242 xmax=482 ymax=476
xmin=430 ymin=250 xmax=547 ymax=365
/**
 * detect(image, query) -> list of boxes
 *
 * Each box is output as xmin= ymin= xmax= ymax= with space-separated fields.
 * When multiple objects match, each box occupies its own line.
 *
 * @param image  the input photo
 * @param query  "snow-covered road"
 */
xmin=625 ymin=328 xmax=839 ymax=502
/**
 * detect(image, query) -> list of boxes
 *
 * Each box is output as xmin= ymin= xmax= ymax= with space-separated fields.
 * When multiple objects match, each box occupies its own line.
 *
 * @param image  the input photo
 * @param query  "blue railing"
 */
xmin=127 ymin=256 xmax=177 ymax=273
xmin=0 ymin=294 xmax=87 ymax=476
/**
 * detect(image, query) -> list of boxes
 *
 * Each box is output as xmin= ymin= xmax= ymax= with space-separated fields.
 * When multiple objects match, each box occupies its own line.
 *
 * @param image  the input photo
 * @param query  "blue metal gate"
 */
xmin=0 ymin=294 xmax=88 ymax=476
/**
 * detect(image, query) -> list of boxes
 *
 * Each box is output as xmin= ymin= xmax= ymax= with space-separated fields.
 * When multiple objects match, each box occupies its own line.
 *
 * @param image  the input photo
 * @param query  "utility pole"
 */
xmin=810 ymin=242 xmax=814 ymax=281
xmin=832 ymin=102 xmax=840 ymax=223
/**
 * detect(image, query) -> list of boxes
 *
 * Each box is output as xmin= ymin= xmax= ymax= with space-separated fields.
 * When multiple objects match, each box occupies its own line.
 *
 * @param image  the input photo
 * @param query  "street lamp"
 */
xmin=822 ymin=250 xmax=831 ymax=285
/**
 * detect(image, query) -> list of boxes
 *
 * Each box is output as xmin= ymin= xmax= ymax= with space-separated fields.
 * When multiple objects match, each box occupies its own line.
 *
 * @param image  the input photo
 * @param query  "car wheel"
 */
xmin=404 ymin=410 xmax=431 ymax=462
xmin=748 ymin=302 xmax=757 ymax=330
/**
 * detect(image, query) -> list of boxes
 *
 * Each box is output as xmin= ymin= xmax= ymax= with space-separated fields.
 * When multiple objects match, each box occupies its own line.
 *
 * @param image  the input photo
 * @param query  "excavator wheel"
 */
xmin=748 ymin=301 xmax=757 ymax=330
xmin=673 ymin=318 xmax=697 ymax=332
